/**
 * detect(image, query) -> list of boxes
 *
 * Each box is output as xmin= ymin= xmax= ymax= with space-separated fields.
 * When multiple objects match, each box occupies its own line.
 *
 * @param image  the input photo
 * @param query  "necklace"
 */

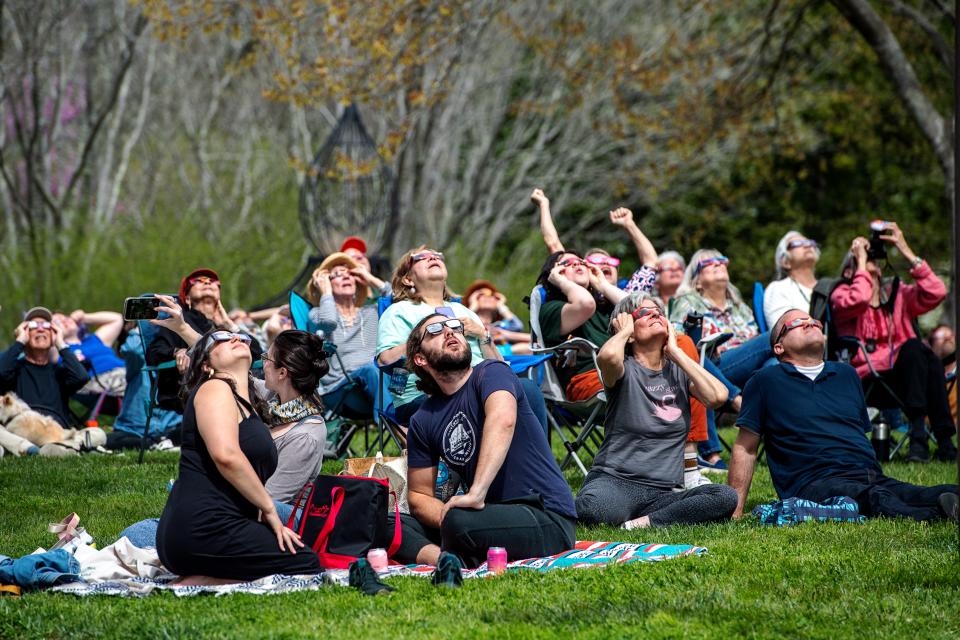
xmin=791 ymin=278 xmax=811 ymax=305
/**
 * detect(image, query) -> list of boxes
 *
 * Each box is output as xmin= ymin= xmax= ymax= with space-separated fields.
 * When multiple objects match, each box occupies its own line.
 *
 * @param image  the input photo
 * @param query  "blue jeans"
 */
xmin=699 ymin=333 xmax=776 ymax=457
xmin=322 ymin=363 xmax=393 ymax=419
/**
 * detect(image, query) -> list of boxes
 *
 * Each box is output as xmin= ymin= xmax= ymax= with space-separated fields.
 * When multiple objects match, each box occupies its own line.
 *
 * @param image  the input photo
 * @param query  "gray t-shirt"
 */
xmin=265 ymin=417 xmax=327 ymax=504
xmin=591 ymin=357 xmax=690 ymax=489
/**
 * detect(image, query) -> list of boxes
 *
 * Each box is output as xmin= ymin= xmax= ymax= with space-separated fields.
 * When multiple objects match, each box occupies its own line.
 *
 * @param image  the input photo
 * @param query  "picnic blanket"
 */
xmin=51 ymin=540 xmax=706 ymax=597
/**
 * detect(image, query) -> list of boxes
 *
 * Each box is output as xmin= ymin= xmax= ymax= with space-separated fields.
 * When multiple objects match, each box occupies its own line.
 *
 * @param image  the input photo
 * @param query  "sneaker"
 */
xmin=934 ymin=441 xmax=957 ymax=463
xmin=938 ymin=492 xmax=959 ymax=522
xmin=348 ymin=558 xmax=394 ymax=596
xmin=683 ymin=468 xmax=712 ymax=490
xmin=697 ymin=456 xmax=728 ymax=474
xmin=906 ymin=440 xmax=930 ymax=463
xmin=431 ymin=551 xmax=464 ymax=588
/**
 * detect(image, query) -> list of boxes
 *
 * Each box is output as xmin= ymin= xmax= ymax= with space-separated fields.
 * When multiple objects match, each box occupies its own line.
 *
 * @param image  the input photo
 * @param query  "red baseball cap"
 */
xmin=179 ymin=268 xmax=220 ymax=303
xmin=340 ymin=236 xmax=367 ymax=255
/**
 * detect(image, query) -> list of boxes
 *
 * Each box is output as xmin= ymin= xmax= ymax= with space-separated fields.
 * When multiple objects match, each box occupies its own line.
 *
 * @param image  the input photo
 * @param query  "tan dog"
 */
xmin=0 ymin=392 xmax=66 ymax=446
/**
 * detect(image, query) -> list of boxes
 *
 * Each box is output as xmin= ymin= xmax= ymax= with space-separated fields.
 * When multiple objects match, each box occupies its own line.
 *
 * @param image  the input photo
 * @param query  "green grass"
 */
xmin=1 ymin=428 xmax=958 ymax=640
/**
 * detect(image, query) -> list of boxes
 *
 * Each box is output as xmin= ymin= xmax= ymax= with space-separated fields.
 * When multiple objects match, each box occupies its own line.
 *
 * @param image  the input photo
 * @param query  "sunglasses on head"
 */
xmin=787 ymin=239 xmax=819 ymax=250
xmin=586 ymin=255 xmax=621 ymax=268
xmin=27 ymin=320 xmax=52 ymax=330
xmin=411 ymin=250 xmax=444 ymax=263
xmin=775 ymin=317 xmax=823 ymax=344
xmin=558 ymin=257 xmax=586 ymax=268
xmin=631 ymin=306 xmax=664 ymax=320
xmin=694 ymin=256 xmax=729 ymax=274
xmin=189 ymin=276 xmax=219 ymax=286
xmin=423 ymin=318 xmax=464 ymax=337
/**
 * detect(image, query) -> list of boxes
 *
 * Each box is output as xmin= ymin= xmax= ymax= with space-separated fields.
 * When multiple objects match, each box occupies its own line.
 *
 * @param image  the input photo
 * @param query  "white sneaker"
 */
xmin=683 ymin=469 xmax=713 ymax=490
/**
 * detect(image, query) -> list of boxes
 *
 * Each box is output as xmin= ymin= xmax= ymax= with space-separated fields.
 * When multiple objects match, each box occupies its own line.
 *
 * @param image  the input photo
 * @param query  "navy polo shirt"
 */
xmin=736 ymin=361 xmax=880 ymax=499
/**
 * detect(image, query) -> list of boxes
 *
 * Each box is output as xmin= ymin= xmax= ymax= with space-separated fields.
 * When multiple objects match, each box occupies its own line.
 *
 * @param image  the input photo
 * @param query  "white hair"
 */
xmin=676 ymin=248 xmax=743 ymax=304
xmin=774 ymin=230 xmax=821 ymax=279
xmin=656 ymin=250 xmax=686 ymax=270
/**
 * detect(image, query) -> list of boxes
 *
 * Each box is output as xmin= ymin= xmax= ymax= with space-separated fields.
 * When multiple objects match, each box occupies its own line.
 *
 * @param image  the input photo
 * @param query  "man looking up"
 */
xmin=394 ymin=313 xmax=576 ymax=573
xmin=729 ymin=308 xmax=958 ymax=522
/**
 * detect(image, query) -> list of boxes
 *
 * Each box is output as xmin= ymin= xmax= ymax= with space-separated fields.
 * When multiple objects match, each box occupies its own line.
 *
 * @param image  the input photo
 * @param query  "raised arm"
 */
xmin=532 ymin=188 xmax=564 ymax=253
xmin=549 ymin=264 xmax=597 ymax=335
xmin=609 ymin=207 xmax=657 ymax=267
xmin=664 ymin=323 xmax=727 ymax=408
xmin=728 ymin=427 xmax=761 ymax=518
xmin=72 ymin=309 xmax=125 ymax=347
xmin=441 ymin=389 xmax=517 ymax=520
xmin=597 ymin=313 xmax=633 ymax=386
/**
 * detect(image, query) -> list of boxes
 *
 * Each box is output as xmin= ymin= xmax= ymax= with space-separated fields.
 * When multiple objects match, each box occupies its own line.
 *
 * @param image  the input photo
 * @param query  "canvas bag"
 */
xmin=343 ymin=451 xmax=409 ymax=514
xmin=288 ymin=474 xmax=401 ymax=569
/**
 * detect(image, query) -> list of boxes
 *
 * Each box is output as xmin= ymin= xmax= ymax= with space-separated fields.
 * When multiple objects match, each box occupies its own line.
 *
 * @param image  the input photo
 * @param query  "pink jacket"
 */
xmin=830 ymin=261 xmax=945 ymax=378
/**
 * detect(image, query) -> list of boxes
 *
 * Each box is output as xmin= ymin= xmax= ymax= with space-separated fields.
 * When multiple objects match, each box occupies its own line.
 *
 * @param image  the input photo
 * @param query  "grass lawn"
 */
xmin=1 ymin=427 xmax=958 ymax=640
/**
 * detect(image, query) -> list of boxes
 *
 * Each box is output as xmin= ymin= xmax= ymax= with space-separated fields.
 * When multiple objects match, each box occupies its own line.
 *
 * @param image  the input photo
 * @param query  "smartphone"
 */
xmin=123 ymin=296 xmax=162 ymax=321
xmin=435 ymin=306 xmax=455 ymax=318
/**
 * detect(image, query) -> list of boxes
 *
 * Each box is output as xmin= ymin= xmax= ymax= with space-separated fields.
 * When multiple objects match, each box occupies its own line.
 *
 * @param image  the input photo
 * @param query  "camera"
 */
xmin=867 ymin=220 xmax=886 ymax=262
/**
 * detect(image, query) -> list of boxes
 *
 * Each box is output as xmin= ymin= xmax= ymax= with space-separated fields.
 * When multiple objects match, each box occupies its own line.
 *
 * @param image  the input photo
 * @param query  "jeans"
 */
xmin=322 ymin=363 xmax=393 ymax=420
xmin=394 ymin=377 xmax=548 ymax=434
xmin=575 ymin=470 xmax=738 ymax=527
xmin=699 ymin=333 xmax=776 ymax=457
xmin=392 ymin=494 xmax=576 ymax=568
xmin=798 ymin=469 xmax=957 ymax=522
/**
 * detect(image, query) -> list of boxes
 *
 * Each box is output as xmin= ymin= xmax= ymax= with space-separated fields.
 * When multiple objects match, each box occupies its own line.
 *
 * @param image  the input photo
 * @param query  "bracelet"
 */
xmin=910 ymin=256 xmax=923 ymax=268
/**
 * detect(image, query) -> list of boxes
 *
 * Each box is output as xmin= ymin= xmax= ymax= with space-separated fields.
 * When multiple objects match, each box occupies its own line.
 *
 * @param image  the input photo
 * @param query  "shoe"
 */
xmin=683 ymin=468 xmax=712 ymax=490
xmin=906 ymin=440 xmax=930 ymax=463
xmin=934 ymin=441 xmax=957 ymax=463
xmin=348 ymin=558 xmax=394 ymax=596
xmin=697 ymin=456 xmax=728 ymax=474
xmin=431 ymin=551 xmax=464 ymax=588
xmin=938 ymin=492 xmax=959 ymax=522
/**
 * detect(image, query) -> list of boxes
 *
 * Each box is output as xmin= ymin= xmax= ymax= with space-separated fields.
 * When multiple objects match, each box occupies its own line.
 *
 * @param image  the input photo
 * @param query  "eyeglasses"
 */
xmin=586 ymin=255 xmax=621 ymax=268
xmin=631 ymin=307 xmax=664 ymax=320
xmin=260 ymin=353 xmax=276 ymax=364
xmin=329 ymin=269 xmax=352 ymax=280
xmin=411 ymin=250 xmax=444 ymax=263
xmin=694 ymin=256 xmax=729 ymax=275
xmin=27 ymin=320 xmax=52 ymax=330
xmin=189 ymin=276 xmax=220 ymax=287
xmin=787 ymin=239 xmax=819 ymax=250
xmin=657 ymin=265 xmax=684 ymax=274
xmin=210 ymin=331 xmax=252 ymax=344
xmin=775 ymin=317 xmax=823 ymax=344
xmin=558 ymin=258 xmax=586 ymax=268
xmin=422 ymin=318 xmax=464 ymax=337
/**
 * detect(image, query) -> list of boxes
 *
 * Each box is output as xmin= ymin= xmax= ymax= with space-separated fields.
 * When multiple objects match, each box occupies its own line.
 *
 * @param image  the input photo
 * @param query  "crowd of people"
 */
xmin=1 ymin=199 xmax=958 ymax=583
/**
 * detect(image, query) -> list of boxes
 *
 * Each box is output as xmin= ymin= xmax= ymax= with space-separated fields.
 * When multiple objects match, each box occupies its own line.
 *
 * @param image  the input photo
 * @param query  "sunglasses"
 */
xmin=657 ymin=265 xmax=684 ymax=274
xmin=775 ymin=317 xmax=823 ymax=344
xmin=411 ymin=250 xmax=444 ymax=263
xmin=631 ymin=306 xmax=664 ymax=320
xmin=787 ymin=239 xmax=819 ymax=250
xmin=210 ymin=331 xmax=252 ymax=344
xmin=586 ymin=255 xmax=621 ymax=268
xmin=27 ymin=320 xmax=52 ymax=330
xmin=558 ymin=258 xmax=586 ymax=268
xmin=423 ymin=318 xmax=464 ymax=337
xmin=329 ymin=269 xmax=352 ymax=280
xmin=189 ymin=276 xmax=220 ymax=286
xmin=694 ymin=256 xmax=729 ymax=274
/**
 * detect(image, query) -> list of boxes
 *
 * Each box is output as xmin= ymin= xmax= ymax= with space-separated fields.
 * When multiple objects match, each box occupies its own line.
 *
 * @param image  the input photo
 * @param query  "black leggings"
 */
xmin=874 ymin=339 xmax=955 ymax=439
xmin=392 ymin=495 xmax=576 ymax=568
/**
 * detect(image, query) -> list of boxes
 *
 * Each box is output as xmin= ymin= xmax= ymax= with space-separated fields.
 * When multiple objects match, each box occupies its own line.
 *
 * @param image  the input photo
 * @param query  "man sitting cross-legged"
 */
xmin=575 ymin=293 xmax=738 ymax=529
xmin=393 ymin=313 xmax=577 ymax=573
xmin=729 ymin=308 xmax=959 ymax=522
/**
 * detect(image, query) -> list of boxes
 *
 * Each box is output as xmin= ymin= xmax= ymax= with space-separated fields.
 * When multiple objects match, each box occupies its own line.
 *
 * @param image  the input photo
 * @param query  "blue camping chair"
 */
xmin=753 ymin=281 xmax=768 ymax=334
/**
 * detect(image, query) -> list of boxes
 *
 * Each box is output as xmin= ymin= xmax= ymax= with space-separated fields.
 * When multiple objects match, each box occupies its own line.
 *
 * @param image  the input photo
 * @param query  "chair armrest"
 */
xmin=143 ymin=360 xmax=177 ymax=373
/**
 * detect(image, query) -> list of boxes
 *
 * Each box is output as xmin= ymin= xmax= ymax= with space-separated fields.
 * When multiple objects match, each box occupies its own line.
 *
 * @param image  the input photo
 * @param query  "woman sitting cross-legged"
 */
xmin=575 ymin=293 xmax=738 ymax=529
xmin=156 ymin=329 xmax=320 ymax=580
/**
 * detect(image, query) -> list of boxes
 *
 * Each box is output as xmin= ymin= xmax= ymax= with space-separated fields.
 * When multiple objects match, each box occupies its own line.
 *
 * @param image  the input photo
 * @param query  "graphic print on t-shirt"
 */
xmin=645 ymin=380 xmax=683 ymax=423
xmin=442 ymin=411 xmax=477 ymax=465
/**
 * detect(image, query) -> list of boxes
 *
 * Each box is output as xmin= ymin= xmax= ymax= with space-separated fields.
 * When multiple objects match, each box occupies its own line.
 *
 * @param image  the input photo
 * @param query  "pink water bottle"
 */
xmin=367 ymin=548 xmax=388 ymax=572
xmin=487 ymin=547 xmax=507 ymax=575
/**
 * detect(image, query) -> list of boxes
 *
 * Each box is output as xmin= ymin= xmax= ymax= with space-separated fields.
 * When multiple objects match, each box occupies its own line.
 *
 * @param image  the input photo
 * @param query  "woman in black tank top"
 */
xmin=157 ymin=329 xmax=320 ymax=580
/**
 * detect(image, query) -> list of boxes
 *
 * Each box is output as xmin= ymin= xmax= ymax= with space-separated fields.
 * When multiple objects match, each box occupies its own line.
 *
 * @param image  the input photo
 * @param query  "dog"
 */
xmin=0 ymin=392 xmax=106 ymax=456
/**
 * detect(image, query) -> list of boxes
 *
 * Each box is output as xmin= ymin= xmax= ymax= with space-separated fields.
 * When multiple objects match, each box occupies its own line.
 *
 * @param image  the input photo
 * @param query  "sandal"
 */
xmin=48 ymin=513 xmax=93 ymax=550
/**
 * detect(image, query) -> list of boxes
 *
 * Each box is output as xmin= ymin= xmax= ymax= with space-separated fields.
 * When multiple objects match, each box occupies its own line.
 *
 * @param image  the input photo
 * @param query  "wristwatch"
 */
xmin=910 ymin=256 xmax=923 ymax=268
xmin=479 ymin=332 xmax=493 ymax=346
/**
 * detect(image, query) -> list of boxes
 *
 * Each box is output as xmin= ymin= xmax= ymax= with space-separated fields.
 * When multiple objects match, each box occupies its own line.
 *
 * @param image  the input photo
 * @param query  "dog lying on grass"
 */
xmin=0 ymin=392 xmax=106 ymax=457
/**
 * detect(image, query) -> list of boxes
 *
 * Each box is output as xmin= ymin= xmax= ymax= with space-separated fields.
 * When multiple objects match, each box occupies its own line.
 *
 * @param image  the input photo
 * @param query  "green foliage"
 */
xmin=0 ymin=433 xmax=957 ymax=639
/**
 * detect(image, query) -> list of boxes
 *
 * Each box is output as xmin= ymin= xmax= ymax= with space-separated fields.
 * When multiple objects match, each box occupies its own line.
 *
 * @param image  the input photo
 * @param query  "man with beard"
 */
xmin=0 ymin=306 xmax=89 ymax=427
xmin=392 ymin=313 xmax=576 ymax=580
xmin=146 ymin=268 xmax=262 ymax=412
xmin=729 ymin=308 xmax=958 ymax=522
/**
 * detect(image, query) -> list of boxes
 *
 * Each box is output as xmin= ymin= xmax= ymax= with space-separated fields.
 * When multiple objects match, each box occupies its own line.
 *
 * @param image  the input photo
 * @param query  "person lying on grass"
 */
xmin=575 ymin=293 xmax=738 ymax=529
xmin=728 ymin=308 xmax=959 ymax=523
xmin=392 ymin=313 xmax=577 ymax=570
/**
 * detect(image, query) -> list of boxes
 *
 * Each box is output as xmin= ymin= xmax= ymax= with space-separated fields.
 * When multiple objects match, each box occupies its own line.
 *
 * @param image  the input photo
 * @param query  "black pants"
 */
xmin=105 ymin=426 xmax=181 ymax=451
xmin=798 ymin=469 xmax=957 ymax=522
xmin=872 ymin=339 xmax=955 ymax=440
xmin=393 ymin=495 xmax=576 ymax=568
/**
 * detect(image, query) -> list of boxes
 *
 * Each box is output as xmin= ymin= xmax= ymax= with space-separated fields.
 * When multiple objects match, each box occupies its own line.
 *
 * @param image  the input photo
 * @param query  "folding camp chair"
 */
xmin=753 ymin=281 xmax=768 ymax=334
xmin=135 ymin=306 xmax=177 ymax=464
xmin=527 ymin=285 xmax=607 ymax=476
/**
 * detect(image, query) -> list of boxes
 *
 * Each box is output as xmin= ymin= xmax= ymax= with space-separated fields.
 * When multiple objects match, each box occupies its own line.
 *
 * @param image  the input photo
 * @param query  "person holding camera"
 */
xmin=830 ymin=222 xmax=956 ymax=462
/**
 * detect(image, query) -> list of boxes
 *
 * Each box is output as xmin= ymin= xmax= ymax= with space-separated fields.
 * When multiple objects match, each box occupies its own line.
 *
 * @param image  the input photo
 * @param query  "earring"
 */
xmin=208 ymin=369 xmax=214 ymax=379
xmin=410 ymin=285 xmax=416 ymax=293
